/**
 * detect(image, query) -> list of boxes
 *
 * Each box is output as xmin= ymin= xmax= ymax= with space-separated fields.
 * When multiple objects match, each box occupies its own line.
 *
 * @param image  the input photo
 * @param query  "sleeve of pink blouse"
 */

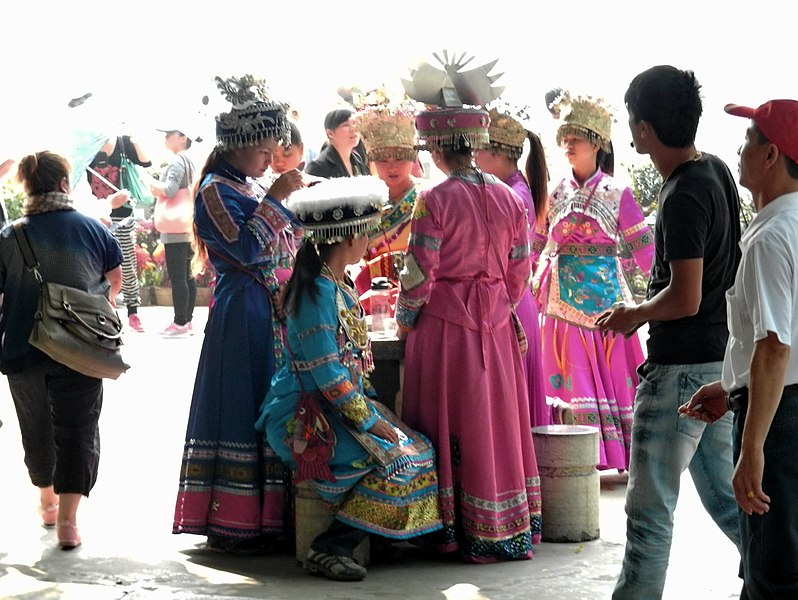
xmin=507 ymin=210 xmax=532 ymax=305
xmin=531 ymin=218 xmax=549 ymax=272
xmin=396 ymin=190 xmax=441 ymax=329
xmin=618 ymin=186 xmax=654 ymax=273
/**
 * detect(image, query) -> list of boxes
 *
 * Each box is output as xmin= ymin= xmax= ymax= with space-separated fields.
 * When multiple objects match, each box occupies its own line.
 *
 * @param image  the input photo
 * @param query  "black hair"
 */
xmin=288 ymin=122 xmax=303 ymax=147
xmin=324 ymin=109 xmax=354 ymax=132
xmin=597 ymin=140 xmax=615 ymax=177
xmin=284 ymin=241 xmax=339 ymax=316
xmin=524 ymin=130 xmax=549 ymax=224
xmin=624 ymin=65 xmax=702 ymax=148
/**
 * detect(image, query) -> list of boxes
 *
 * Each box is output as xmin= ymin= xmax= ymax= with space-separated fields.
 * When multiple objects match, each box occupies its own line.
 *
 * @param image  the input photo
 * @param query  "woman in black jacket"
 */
xmin=305 ymin=109 xmax=368 ymax=178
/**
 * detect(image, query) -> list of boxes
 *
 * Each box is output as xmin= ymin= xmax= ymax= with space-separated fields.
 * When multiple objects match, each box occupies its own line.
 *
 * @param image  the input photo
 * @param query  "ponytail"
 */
xmin=524 ymin=131 xmax=549 ymax=225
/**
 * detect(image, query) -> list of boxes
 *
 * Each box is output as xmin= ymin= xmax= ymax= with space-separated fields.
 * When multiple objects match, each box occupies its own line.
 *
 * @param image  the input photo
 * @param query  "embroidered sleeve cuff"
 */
xmin=341 ymin=395 xmax=377 ymax=431
xmin=396 ymin=304 xmax=420 ymax=328
xmin=250 ymin=195 xmax=295 ymax=243
xmin=623 ymin=231 xmax=653 ymax=252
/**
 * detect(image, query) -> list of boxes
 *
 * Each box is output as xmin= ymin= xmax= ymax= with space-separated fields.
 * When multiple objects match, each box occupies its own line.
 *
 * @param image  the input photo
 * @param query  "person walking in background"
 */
xmin=172 ymin=75 xmax=305 ymax=554
xmin=396 ymin=54 xmax=542 ymax=562
xmin=596 ymin=65 xmax=742 ymax=599
xmin=532 ymin=96 xmax=654 ymax=470
xmin=681 ymin=99 xmax=798 ymax=598
xmin=0 ymin=151 xmax=122 ymax=549
xmin=149 ymin=126 xmax=200 ymax=338
xmin=257 ymin=176 xmax=442 ymax=582
xmin=305 ymin=109 xmax=368 ymax=179
xmin=86 ymin=134 xmax=151 ymax=332
xmin=475 ymin=108 xmax=550 ymax=427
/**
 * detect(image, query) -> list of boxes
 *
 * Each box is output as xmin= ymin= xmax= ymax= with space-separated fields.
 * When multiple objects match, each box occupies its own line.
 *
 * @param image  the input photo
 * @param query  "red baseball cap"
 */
xmin=724 ymin=100 xmax=798 ymax=164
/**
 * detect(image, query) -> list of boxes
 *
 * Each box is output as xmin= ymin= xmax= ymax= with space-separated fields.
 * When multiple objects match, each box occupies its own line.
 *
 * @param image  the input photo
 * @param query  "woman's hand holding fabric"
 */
xmin=368 ymin=418 xmax=399 ymax=444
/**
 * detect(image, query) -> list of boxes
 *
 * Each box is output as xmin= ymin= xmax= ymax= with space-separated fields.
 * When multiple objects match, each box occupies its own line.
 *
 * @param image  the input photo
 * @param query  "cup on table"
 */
xmin=382 ymin=317 xmax=397 ymax=338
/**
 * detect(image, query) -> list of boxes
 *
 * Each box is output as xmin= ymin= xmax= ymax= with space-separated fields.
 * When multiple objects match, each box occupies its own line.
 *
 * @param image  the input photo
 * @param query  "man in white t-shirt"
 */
xmin=681 ymin=99 xmax=798 ymax=598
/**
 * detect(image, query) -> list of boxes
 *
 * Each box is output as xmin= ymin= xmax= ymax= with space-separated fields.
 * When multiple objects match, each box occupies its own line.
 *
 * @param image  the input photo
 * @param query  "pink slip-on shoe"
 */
xmin=161 ymin=322 xmax=190 ymax=338
xmin=40 ymin=503 xmax=58 ymax=528
xmin=128 ymin=314 xmax=145 ymax=333
xmin=57 ymin=521 xmax=81 ymax=549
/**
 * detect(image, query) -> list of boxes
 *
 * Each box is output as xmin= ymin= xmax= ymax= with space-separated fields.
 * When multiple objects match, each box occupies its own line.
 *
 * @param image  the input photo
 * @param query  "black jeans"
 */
xmin=164 ymin=242 xmax=197 ymax=326
xmin=7 ymin=358 xmax=103 ymax=495
xmin=735 ymin=386 xmax=798 ymax=599
xmin=311 ymin=519 xmax=369 ymax=558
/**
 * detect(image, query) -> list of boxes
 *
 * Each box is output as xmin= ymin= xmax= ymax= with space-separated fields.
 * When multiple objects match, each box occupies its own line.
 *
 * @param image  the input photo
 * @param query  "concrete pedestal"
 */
xmin=532 ymin=425 xmax=600 ymax=542
xmin=294 ymin=481 xmax=370 ymax=567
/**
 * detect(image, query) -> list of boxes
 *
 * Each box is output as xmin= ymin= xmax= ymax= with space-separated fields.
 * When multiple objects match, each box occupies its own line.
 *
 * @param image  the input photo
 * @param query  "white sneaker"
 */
xmin=161 ymin=322 xmax=189 ymax=338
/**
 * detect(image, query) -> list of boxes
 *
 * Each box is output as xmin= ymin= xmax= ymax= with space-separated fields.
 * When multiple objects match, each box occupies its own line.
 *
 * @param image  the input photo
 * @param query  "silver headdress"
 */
xmin=214 ymin=74 xmax=291 ymax=151
xmin=401 ymin=51 xmax=504 ymax=151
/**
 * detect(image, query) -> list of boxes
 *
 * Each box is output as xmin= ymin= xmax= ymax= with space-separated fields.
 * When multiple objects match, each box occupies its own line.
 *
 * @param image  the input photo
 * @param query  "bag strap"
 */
xmin=117 ymin=136 xmax=127 ymax=163
xmin=206 ymin=246 xmax=269 ymax=290
xmin=12 ymin=222 xmax=43 ymax=282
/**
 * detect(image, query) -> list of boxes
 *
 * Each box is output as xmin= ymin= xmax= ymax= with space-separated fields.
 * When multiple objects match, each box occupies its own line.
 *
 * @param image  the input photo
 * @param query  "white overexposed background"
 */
xmin=1 ymin=0 xmax=797 ymax=184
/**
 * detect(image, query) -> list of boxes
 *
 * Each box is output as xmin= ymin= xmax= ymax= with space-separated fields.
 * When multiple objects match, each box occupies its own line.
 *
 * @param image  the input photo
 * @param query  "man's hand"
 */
xmin=678 ymin=380 xmax=728 ymax=423
xmin=595 ymin=302 xmax=641 ymax=337
xmin=733 ymin=448 xmax=770 ymax=515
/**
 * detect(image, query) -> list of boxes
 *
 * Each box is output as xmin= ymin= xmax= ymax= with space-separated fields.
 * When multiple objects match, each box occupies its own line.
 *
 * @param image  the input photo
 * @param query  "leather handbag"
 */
xmin=13 ymin=223 xmax=130 ymax=380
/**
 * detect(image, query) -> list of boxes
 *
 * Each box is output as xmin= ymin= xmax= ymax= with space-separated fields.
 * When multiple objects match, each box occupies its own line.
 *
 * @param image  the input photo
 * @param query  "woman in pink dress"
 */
xmin=396 ymin=99 xmax=542 ymax=562
xmin=475 ymin=108 xmax=550 ymax=428
xmin=532 ymin=97 xmax=654 ymax=470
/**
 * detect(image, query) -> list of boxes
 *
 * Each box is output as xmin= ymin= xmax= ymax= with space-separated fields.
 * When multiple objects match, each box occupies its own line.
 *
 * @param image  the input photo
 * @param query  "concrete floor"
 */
xmin=0 ymin=307 xmax=742 ymax=599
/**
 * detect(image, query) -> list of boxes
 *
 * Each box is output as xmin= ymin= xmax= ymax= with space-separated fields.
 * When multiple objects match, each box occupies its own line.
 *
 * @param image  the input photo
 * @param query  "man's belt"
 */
xmin=728 ymin=384 xmax=798 ymax=411
xmin=728 ymin=387 xmax=748 ymax=411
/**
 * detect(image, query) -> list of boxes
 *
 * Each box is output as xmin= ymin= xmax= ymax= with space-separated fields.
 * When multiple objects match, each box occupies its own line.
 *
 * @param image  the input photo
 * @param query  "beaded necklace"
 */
xmin=321 ymin=264 xmax=374 ymax=376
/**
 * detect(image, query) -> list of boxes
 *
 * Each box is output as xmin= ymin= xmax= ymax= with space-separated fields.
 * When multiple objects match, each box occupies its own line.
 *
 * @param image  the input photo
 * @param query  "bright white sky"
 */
xmin=2 ymin=0 xmax=796 ymax=179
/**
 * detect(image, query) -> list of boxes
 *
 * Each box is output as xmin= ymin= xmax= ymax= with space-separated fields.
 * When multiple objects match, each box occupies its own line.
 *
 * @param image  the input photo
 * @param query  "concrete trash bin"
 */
xmin=294 ymin=481 xmax=370 ymax=567
xmin=531 ymin=424 xmax=600 ymax=542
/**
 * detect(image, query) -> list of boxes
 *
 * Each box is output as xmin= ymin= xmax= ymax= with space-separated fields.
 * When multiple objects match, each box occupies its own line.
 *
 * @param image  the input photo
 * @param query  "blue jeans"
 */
xmin=736 ymin=386 xmax=798 ymax=599
xmin=613 ymin=361 xmax=741 ymax=600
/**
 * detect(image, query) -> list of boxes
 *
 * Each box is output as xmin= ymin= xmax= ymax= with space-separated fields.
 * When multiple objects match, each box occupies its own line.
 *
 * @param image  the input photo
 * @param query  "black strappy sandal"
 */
xmin=305 ymin=549 xmax=367 ymax=581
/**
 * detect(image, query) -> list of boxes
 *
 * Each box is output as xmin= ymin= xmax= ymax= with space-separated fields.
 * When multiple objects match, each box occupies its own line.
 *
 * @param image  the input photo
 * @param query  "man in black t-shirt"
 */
xmin=597 ymin=66 xmax=743 ymax=600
